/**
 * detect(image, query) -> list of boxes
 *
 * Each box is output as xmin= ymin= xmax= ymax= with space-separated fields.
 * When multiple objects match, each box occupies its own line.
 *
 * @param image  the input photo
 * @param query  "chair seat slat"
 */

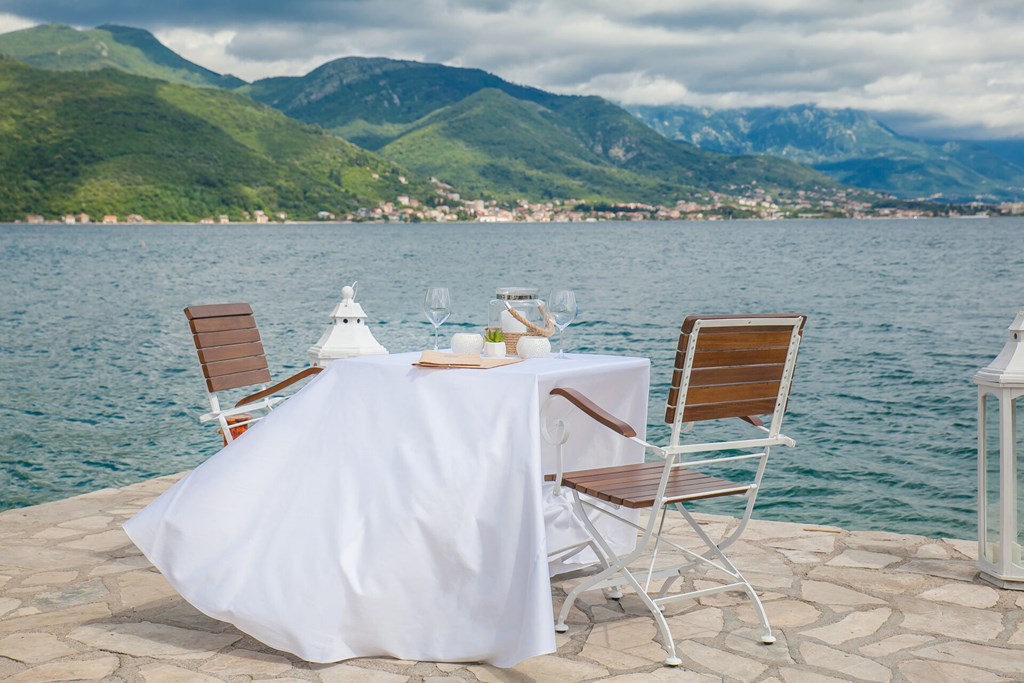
xmin=576 ymin=475 xmax=711 ymax=502
xmin=558 ymin=461 xmax=663 ymax=481
xmin=566 ymin=470 xmax=690 ymax=492
xmin=582 ymin=469 xmax=732 ymax=497
xmin=193 ymin=328 xmax=262 ymax=349
xmin=688 ymin=364 xmax=785 ymax=386
xmin=563 ymin=466 xmax=706 ymax=489
xmin=680 ymin=313 xmax=805 ymax=334
xmin=684 ymin=347 xmax=791 ymax=369
xmin=686 ymin=381 xmax=781 ymax=405
xmin=677 ymin=329 xmax=793 ymax=353
xmin=189 ymin=315 xmax=258 ymax=334
xmin=202 ymin=355 xmax=270 ymax=380
xmin=196 ymin=342 xmax=265 ymax=364
xmin=184 ymin=303 xmax=253 ymax=320
xmin=600 ymin=481 xmax=744 ymax=508
xmin=681 ymin=398 xmax=780 ymax=423
xmin=206 ymin=367 xmax=272 ymax=393
xmin=562 ymin=465 xmax=746 ymax=509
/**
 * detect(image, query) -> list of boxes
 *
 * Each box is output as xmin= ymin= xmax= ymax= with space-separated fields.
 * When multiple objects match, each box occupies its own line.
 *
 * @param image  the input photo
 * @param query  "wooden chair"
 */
xmin=545 ymin=314 xmax=805 ymax=666
xmin=184 ymin=303 xmax=322 ymax=444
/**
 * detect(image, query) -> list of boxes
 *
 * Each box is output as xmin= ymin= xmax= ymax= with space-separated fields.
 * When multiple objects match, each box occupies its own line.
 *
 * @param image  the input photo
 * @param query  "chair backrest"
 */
xmin=666 ymin=314 xmax=806 ymax=442
xmin=184 ymin=303 xmax=271 ymax=394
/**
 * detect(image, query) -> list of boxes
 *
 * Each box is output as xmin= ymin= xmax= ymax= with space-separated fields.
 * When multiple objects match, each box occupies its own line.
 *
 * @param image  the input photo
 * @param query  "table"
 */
xmin=125 ymin=351 xmax=650 ymax=667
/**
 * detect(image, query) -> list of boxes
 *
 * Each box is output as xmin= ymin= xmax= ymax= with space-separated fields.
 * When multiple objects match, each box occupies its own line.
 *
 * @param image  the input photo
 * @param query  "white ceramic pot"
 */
xmin=451 ymin=333 xmax=484 ymax=355
xmin=516 ymin=336 xmax=551 ymax=359
xmin=483 ymin=341 xmax=507 ymax=358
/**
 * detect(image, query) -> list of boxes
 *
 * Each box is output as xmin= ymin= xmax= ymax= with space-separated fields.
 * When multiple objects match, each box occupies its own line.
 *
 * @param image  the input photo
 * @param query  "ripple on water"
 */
xmin=1 ymin=218 xmax=1020 ymax=538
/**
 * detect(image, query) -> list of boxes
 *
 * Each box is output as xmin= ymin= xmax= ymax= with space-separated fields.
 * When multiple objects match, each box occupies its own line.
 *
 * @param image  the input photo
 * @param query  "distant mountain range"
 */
xmin=1 ymin=21 xmax=1020 ymax=217
xmin=240 ymin=57 xmax=833 ymax=202
xmin=0 ymin=57 xmax=426 ymax=222
xmin=627 ymin=104 xmax=1024 ymax=200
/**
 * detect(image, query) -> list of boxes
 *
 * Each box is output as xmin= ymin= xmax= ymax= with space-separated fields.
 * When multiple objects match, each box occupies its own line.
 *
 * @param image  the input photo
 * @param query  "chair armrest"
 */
xmin=550 ymin=387 xmax=637 ymax=438
xmin=236 ymin=366 xmax=323 ymax=407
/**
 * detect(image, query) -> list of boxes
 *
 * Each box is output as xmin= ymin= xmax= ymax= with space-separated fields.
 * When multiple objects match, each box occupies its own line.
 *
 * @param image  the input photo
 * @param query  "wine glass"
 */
xmin=423 ymin=287 xmax=452 ymax=350
xmin=547 ymin=289 xmax=578 ymax=358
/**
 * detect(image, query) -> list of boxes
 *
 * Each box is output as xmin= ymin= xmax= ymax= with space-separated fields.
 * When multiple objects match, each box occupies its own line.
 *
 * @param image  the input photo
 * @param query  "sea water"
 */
xmin=1 ymin=218 xmax=1021 ymax=538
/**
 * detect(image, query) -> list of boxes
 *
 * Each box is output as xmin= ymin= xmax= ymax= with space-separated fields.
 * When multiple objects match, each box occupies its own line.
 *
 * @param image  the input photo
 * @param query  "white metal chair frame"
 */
xmin=543 ymin=315 xmax=803 ymax=666
xmin=199 ymin=378 xmax=309 ymax=444
xmin=185 ymin=303 xmax=321 ymax=444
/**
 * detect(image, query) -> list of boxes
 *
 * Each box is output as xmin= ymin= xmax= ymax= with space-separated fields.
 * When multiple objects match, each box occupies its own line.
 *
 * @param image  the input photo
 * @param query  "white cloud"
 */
xmin=573 ymin=73 xmax=688 ymax=105
xmin=0 ymin=13 xmax=37 ymax=34
xmin=3 ymin=0 xmax=1024 ymax=137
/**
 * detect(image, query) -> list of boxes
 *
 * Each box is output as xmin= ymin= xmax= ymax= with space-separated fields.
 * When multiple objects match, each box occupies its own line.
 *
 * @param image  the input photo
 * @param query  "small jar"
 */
xmin=451 ymin=333 xmax=484 ymax=355
xmin=488 ymin=287 xmax=547 ymax=334
xmin=517 ymin=336 xmax=551 ymax=359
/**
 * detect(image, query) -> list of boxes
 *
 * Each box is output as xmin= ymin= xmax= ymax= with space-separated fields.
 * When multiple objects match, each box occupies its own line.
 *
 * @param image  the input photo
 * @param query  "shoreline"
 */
xmin=3 ymin=212 xmax=1019 ymax=227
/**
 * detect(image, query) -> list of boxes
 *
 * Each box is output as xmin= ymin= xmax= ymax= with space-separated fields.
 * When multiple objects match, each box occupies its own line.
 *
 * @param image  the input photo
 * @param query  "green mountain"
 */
xmin=628 ymin=104 xmax=1024 ymax=200
xmin=0 ymin=23 xmax=245 ymax=89
xmin=242 ymin=57 xmax=836 ymax=202
xmin=377 ymin=89 xmax=682 ymax=201
xmin=240 ymin=57 xmax=556 ymax=149
xmin=0 ymin=58 xmax=429 ymax=222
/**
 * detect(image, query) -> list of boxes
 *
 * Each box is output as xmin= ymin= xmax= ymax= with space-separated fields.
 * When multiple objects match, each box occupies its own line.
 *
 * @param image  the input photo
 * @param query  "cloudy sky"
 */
xmin=1 ymin=0 xmax=1023 ymax=138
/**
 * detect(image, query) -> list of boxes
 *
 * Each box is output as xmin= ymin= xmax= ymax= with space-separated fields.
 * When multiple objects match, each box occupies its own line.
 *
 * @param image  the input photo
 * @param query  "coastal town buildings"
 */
xmin=13 ymin=181 xmax=1012 ymax=226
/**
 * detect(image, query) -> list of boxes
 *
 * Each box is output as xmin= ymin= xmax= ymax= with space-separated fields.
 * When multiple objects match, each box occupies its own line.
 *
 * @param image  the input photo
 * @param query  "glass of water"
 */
xmin=423 ymin=287 xmax=452 ymax=350
xmin=547 ymin=289 xmax=578 ymax=358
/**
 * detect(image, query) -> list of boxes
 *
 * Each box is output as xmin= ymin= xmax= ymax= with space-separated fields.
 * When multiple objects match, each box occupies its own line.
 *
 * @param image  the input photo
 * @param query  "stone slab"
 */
xmin=68 ymin=621 xmax=241 ymax=659
xmin=4 ymin=655 xmax=119 ymax=683
xmin=912 ymin=641 xmax=1024 ymax=676
xmin=676 ymin=640 xmax=767 ymax=680
xmin=798 ymin=642 xmax=891 ymax=682
xmin=800 ymin=580 xmax=886 ymax=606
xmin=897 ymin=659 xmax=1008 ymax=683
xmin=801 ymin=608 xmax=891 ymax=645
xmin=199 ymin=648 xmax=294 ymax=676
xmin=917 ymin=583 xmax=1000 ymax=608
xmin=0 ymin=632 xmax=76 ymax=664
xmin=139 ymin=663 xmax=225 ymax=683
xmin=897 ymin=598 xmax=1004 ymax=642
xmin=0 ymin=602 xmax=110 ymax=632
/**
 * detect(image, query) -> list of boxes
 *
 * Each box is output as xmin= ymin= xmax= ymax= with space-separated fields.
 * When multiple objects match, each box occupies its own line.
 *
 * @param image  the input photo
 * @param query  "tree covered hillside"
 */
xmin=0 ymin=59 xmax=430 ymax=222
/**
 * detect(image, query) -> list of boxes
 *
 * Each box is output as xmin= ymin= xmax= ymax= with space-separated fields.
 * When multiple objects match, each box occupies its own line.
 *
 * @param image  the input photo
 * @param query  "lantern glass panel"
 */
xmin=1016 ymin=396 xmax=1023 ymax=568
xmin=984 ymin=392 xmax=1001 ymax=564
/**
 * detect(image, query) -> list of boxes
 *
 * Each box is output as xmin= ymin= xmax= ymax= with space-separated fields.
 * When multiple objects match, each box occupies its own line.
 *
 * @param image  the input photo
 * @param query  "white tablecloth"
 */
xmin=125 ymin=352 xmax=649 ymax=667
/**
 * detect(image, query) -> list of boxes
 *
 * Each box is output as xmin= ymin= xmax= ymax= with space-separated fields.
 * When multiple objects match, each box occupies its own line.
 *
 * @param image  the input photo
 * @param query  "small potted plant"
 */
xmin=483 ymin=328 xmax=507 ymax=358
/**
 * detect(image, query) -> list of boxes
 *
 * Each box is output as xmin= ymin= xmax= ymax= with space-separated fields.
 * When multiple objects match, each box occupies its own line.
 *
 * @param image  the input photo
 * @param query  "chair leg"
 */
xmin=555 ymin=561 xmax=621 ymax=632
xmin=677 ymin=506 xmax=775 ymax=644
xmin=557 ymin=494 xmax=683 ymax=666
xmin=615 ymin=563 xmax=683 ymax=666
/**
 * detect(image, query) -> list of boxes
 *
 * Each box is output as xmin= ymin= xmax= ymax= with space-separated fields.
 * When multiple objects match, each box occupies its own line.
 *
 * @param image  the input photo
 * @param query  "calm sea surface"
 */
xmin=1 ymin=218 xmax=1021 ymax=538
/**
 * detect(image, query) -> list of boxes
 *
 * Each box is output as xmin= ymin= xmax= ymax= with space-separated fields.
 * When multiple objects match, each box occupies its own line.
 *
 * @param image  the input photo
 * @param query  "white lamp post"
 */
xmin=975 ymin=308 xmax=1024 ymax=589
xmin=308 ymin=283 xmax=388 ymax=366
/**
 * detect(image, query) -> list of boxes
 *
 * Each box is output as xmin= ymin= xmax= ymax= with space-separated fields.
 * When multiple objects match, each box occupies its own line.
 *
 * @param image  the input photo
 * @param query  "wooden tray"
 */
xmin=413 ymin=350 xmax=523 ymax=369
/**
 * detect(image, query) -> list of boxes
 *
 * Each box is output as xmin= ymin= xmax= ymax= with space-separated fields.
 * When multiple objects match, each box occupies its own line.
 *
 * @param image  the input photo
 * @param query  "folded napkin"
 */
xmin=414 ymin=350 xmax=523 ymax=369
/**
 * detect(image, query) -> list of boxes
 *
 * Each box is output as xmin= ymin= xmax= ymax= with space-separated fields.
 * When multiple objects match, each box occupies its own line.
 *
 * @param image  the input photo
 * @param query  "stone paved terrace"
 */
xmin=1 ymin=474 xmax=1023 ymax=683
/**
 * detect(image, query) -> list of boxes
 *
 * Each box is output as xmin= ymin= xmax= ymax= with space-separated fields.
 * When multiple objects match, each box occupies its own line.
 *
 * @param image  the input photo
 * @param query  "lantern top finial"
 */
xmin=974 ymin=308 xmax=1024 ymax=387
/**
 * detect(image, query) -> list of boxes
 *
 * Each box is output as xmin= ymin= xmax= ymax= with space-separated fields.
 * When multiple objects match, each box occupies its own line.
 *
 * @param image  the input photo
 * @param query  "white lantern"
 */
xmin=975 ymin=308 xmax=1024 ymax=589
xmin=308 ymin=283 xmax=388 ymax=366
